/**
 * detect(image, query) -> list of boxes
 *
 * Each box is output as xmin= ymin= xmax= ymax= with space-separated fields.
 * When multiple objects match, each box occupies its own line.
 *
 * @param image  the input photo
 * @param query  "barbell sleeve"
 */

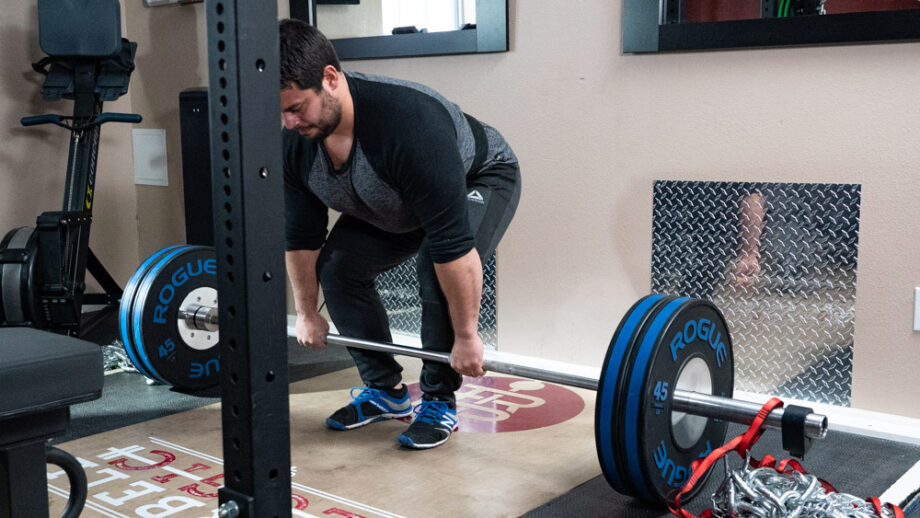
xmin=671 ymin=390 xmax=828 ymax=440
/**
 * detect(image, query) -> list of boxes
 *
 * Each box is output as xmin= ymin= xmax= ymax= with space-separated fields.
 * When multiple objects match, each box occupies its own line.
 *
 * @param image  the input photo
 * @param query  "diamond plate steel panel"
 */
xmin=377 ymin=255 xmax=497 ymax=349
xmin=651 ymin=181 xmax=861 ymax=406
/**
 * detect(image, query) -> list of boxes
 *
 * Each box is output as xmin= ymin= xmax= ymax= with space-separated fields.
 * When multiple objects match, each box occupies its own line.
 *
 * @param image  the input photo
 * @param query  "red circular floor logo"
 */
xmin=407 ymin=376 xmax=586 ymax=433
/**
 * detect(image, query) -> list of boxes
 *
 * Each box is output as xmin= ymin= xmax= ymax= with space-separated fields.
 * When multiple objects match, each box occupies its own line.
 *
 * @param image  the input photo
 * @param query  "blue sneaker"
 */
xmin=326 ymin=386 xmax=412 ymax=431
xmin=398 ymin=399 xmax=459 ymax=449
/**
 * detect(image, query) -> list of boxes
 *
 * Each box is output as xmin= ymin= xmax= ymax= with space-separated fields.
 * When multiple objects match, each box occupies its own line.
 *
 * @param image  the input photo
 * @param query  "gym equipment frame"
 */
xmin=206 ymin=1 xmax=292 ymax=517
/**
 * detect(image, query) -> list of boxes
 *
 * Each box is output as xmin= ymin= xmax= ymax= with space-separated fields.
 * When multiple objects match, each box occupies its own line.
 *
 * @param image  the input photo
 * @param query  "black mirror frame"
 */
xmin=623 ymin=0 xmax=920 ymax=53
xmin=290 ymin=0 xmax=508 ymax=60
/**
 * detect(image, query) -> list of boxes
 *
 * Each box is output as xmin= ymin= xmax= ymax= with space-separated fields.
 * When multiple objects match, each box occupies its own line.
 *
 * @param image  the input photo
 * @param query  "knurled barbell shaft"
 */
xmin=182 ymin=306 xmax=828 ymax=440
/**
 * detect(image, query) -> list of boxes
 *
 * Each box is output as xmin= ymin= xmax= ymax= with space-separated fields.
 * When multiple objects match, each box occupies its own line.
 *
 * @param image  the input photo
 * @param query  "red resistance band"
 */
xmin=667 ymin=398 xmax=905 ymax=518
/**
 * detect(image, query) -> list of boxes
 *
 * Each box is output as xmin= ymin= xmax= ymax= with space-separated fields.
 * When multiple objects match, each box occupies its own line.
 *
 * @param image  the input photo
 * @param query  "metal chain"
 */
xmin=103 ymin=341 xmax=139 ymax=373
xmin=710 ymin=459 xmax=898 ymax=518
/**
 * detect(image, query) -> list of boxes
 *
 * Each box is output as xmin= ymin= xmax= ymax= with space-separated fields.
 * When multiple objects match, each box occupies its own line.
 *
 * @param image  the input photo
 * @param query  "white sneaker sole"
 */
xmin=327 ymin=410 xmax=412 ymax=431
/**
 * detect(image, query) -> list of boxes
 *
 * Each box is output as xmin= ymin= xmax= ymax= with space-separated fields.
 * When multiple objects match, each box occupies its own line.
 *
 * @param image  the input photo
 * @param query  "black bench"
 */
xmin=0 ymin=328 xmax=103 ymax=518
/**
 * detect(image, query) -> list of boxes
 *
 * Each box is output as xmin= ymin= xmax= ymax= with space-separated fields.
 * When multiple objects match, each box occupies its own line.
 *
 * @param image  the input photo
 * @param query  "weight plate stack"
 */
xmin=596 ymin=293 xmax=672 ymax=496
xmin=119 ymin=244 xmax=188 ymax=381
xmin=623 ymin=297 xmax=734 ymax=504
xmin=123 ymin=245 xmax=220 ymax=390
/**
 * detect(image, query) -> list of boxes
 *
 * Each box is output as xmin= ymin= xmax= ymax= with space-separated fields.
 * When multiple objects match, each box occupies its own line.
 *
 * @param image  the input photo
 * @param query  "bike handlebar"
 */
xmin=20 ymin=114 xmax=63 ymax=127
xmin=20 ymin=112 xmax=143 ymax=128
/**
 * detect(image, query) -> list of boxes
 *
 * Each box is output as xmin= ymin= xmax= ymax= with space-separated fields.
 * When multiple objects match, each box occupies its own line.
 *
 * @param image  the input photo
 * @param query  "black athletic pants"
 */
xmin=316 ymin=164 xmax=521 ymax=401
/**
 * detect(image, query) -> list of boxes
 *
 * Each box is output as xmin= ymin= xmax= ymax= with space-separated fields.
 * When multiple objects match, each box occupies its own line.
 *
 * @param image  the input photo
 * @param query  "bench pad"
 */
xmin=0 ymin=328 xmax=102 ymax=419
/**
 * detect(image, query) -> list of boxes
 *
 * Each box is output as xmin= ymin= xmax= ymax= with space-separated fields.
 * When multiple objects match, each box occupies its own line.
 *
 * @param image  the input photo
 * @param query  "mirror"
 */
xmin=290 ymin=0 xmax=508 ymax=60
xmin=624 ymin=0 xmax=920 ymax=52
xmin=672 ymin=0 xmax=920 ymax=24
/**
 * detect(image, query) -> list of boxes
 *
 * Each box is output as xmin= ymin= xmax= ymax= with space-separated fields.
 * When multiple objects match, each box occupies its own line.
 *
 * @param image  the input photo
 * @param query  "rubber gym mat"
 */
xmin=58 ymin=337 xmax=354 ymax=443
xmin=522 ymin=422 xmax=920 ymax=517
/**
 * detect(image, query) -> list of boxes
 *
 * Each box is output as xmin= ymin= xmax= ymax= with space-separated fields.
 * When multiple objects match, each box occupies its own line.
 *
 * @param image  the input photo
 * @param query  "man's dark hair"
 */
xmin=279 ymin=19 xmax=341 ymax=91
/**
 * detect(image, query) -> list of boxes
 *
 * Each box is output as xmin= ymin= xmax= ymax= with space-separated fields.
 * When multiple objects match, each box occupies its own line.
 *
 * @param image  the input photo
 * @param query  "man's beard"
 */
xmin=311 ymin=89 xmax=342 ymax=140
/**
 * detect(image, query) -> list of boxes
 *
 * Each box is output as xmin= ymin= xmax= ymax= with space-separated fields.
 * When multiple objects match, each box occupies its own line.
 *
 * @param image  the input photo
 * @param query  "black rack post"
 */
xmin=206 ymin=1 xmax=291 ymax=517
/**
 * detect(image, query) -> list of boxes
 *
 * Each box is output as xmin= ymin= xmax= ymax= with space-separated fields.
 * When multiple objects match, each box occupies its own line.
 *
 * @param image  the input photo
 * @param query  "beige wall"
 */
xmin=345 ymin=1 xmax=920 ymax=418
xmin=125 ymin=0 xmax=290 ymax=259
xmin=0 ymin=2 xmax=138 ymax=292
xmin=123 ymin=1 xmax=209 ymax=259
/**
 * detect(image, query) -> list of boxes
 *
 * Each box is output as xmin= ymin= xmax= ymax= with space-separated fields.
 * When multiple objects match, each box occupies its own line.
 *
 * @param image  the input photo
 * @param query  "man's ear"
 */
xmin=322 ymin=65 xmax=340 ymax=91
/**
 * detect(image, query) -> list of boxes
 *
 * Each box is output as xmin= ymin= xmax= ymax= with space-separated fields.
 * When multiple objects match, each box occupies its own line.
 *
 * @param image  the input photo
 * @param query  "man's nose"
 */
xmin=281 ymin=113 xmax=298 ymax=129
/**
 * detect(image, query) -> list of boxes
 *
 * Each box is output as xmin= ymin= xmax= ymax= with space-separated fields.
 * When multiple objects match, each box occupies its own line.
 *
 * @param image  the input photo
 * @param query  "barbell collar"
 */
xmin=179 ymin=304 xmax=219 ymax=332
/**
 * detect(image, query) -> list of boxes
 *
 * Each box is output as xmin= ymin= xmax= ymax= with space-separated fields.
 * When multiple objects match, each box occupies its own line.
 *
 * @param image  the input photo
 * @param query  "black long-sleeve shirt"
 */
xmin=283 ymin=72 xmax=517 ymax=263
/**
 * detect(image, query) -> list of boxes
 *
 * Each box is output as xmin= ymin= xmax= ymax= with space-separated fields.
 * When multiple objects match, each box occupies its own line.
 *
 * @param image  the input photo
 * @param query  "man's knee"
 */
xmin=316 ymin=248 xmax=370 ymax=290
xmin=415 ymin=251 xmax=445 ymax=304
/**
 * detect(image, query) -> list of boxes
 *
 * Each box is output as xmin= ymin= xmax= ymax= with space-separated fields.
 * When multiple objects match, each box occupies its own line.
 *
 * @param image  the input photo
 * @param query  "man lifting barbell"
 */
xmin=279 ymin=20 xmax=521 ymax=449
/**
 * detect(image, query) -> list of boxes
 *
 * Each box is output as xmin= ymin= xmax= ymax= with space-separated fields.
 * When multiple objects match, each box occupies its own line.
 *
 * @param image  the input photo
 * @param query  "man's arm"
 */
xmin=286 ymin=249 xmax=329 ymax=347
xmin=434 ymin=248 xmax=485 ymax=377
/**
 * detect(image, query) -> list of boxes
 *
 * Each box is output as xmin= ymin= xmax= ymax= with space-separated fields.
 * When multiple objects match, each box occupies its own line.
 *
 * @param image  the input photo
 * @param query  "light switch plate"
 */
xmin=133 ymin=129 xmax=168 ymax=187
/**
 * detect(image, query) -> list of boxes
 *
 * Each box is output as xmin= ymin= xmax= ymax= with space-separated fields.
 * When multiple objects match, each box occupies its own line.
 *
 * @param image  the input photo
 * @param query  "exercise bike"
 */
xmin=0 ymin=0 xmax=141 ymax=338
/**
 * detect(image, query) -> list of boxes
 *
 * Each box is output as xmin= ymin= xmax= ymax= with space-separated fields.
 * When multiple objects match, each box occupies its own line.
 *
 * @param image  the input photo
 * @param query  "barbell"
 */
xmin=118 ymin=245 xmax=829 ymax=505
